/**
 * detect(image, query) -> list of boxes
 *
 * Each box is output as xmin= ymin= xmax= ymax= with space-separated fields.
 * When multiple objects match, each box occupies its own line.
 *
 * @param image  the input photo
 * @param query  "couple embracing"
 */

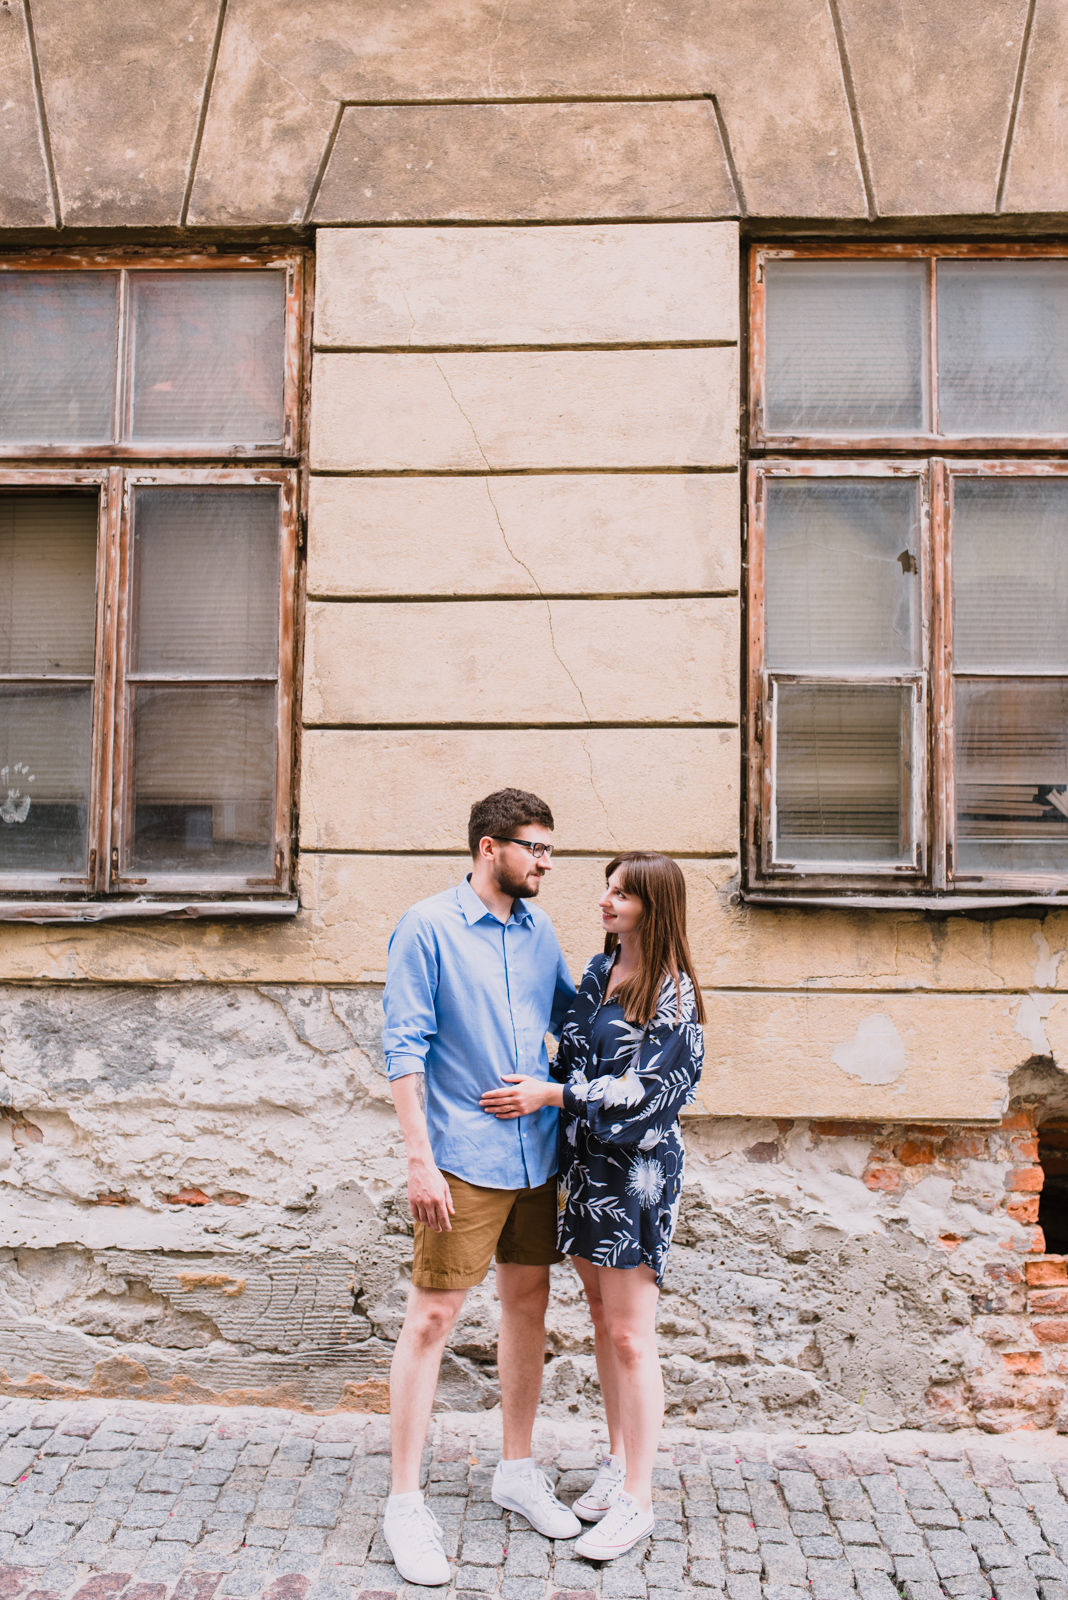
xmin=380 ymin=787 xmax=705 ymax=1586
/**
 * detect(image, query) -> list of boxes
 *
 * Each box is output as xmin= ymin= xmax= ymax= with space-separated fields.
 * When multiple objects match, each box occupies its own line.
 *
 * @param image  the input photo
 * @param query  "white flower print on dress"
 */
xmin=627 ymin=1157 xmax=665 ymax=1208
xmin=554 ymin=954 xmax=703 ymax=1286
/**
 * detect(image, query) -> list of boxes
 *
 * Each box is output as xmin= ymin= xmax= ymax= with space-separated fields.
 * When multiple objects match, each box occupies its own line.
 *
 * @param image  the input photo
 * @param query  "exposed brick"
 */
xmin=897 ymin=1141 xmax=935 ymax=1166
xmin=1007 ymin=1200 xmax=1042 ymax=1225
xmin=811 ymin=1121 xmax=882 ymax=1138
xmin=1029 ymin=1290 xmax=1068 ymax=1313
xmin=1001 ymin=1351 xmax=1045 ymax=1373
xmin=1010 ymin=1138 xmax=1041 ymax=1162
xmin=987 ymin=1264 xmax=1025 ymax=1285
xmin=942 ymin=1136 xmax=989 ymax=1161
xmin=1034 ymin=1322 xmax=1068 ymax=1344
xmin=1006 ymin=1168 xmax=1045 ymax=1193
xmin=1002 ymin=1111 xmax=1038 ymax=1131
xmin=159 ymin=1188 xmax=211 ymax=1206
xmin=1026 ymin=1260 xmax=1068 ymax=1286
xmin=865 ymin=1169 xmax=902 ymax=1192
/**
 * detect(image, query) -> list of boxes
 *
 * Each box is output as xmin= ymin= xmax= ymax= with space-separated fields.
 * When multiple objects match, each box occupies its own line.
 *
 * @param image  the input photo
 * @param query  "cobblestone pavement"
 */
xmin=4 ymin=1402 xmax=1068 ymax=1600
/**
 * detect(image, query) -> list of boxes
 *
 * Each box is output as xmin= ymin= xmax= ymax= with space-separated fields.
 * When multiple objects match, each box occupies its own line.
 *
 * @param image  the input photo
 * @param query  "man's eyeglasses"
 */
xmin=494 ymin=837 xmax=554 ymax=860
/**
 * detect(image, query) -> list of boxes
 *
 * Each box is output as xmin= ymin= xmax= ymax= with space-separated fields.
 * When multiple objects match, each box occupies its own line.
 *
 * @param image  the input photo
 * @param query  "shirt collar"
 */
xmin=457 ymin=874 xmax=535 ymax=928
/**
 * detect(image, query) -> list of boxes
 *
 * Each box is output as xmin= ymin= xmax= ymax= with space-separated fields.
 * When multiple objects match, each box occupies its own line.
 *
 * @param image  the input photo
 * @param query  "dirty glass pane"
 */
xmin=952 ymin=478 xmax=1068 ymax=672
xmin=765 ymin=477 xmax=921 ymax=672
xmin=938 ymin=261 xmax=1068 ymax=435
xmin=774 ymin=682 xmax=914 ymax=865
xmin=128 ymin=684 xmax=275 ymax=875
xmin=131 ymin=487 xmax=279 ymax=677
xmin=764 ymin=260 xmax=928 ymax=434
xmin=0 ymin=272 xmax=118 ymax=442
xmin=0 ymin=493 xmax=98 ymax=676
xmin=0 ymin=686 xmax=91 ymax=873
xmin=955 ymin=679 xmax=1068 ymax=874
xmin=128 ymin=272 xmax=286 ymax=442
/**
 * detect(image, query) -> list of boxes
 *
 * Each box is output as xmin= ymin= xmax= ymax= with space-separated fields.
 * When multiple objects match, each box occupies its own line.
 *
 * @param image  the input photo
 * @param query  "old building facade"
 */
xmin=0 ymin=0 xmax=1067 ymax=1434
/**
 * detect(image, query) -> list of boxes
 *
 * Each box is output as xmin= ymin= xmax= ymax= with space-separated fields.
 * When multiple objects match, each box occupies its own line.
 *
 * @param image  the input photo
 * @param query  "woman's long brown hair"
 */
xmin=603 ymin=851 xmax=706 ymax=1027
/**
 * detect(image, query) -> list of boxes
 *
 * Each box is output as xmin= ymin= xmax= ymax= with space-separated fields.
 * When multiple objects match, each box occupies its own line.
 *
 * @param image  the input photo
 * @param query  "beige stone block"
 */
xmin=32 ymin=0 xmax=220 ymax=225
xmin=0 ymin=2 xmax=52 ymax=226
xmin=1002 ymin=2 xmax=1068 ymax=212
xmin=299 ymin=728 xmax=738 ymax=854
xmin=315 ymin=223 xmax=739 ymax=348
xmin=314 ymin=101 xmax=736 ymax=223
xmin=835 ymin=0 xmax=1027 ymax=215
xmin=697 ymin=991 xmax=1029 ymax=1121
xmin=310 ymin=349 xmax=738 ymax=472
xmin=303 ymin=597 xmax=739 ymax=726
xmin=306 ymin=474 xmax=739 ymax=600
xmin=187 ymin=0 xmax=866 ymax=225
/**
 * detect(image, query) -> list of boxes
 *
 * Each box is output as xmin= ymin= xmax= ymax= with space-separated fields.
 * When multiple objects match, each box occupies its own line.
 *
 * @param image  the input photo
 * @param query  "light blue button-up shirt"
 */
xmin=381 ymin=876 xmax=577 ymax=1191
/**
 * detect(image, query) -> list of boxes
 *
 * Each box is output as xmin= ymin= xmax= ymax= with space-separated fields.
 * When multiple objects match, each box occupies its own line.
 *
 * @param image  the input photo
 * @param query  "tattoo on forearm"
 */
xmin=415 ymin=1075 xmax=426 ymax=1113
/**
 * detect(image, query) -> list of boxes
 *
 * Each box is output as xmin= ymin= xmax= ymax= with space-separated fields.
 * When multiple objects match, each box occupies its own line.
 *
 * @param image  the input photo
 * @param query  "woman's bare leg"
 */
xmin=574 ymin=1255 xmax=625 ymax=1463
xmin=596 ymin=1262 xmax=662 ymax=1512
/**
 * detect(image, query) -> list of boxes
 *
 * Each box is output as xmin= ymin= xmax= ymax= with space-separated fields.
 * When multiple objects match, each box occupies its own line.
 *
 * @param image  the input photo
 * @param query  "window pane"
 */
xmin=128 ymin=685 xmax=275 ymax=875
xmin=131 ymin=488 xmax=280 ymax=676
xmin=128 ymin=272 xmax=286 ymax=442
xmin=953 ymin=478 xmax=1068 ymax=672
xmin=0 ymin=493 xmax=98 ymax=675
xmin=0 ymin=272 xmax=117 ymax=442
xmin=0 ymin=685 xmax=91 ymax=873
xmin=764 ymin=260 xmax=928 ymax=434
xmin=765 ymin=478 xmax=921 ymax=672
xmin=938 ymin=261 xmax=1068 ymax=436
xmin=955 ymin=679 xmax=1068 ymax=874
xmin=774 ymin=683 xmax=914 ymax=865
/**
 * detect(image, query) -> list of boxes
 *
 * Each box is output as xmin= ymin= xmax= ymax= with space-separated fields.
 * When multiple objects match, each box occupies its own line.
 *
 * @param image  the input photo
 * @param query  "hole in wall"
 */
xmin=1038 ymin=1115 xmax=1068 ymax=1255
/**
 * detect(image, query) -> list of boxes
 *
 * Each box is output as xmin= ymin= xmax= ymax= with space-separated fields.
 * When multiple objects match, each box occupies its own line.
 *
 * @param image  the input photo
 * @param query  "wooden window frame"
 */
xmin=747 ymin=244 xmax=1068 ymax=907
xmin=0 ymin=250 xmax=305 ymax=461
xmin=0 ymin=250 xmax=306 ymax=916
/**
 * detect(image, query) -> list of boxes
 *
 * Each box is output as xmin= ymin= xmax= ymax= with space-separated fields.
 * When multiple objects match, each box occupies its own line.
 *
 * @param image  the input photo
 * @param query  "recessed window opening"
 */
xmin=1038 ymin=1117 xmax=1068 ymax=1256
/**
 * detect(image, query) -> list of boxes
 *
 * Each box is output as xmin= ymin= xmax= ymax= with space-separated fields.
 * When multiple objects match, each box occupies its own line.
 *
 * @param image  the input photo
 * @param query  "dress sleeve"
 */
xmin=562 ymin=978 xmax=704 ymax=1148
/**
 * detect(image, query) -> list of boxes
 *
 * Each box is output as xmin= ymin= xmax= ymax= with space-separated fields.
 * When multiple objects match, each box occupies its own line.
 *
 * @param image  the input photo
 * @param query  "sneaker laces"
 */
xmin=526 ymin=1466 xmax=566 ymax=1514
xmin=590 ymin=1456 xmax=624 ymax=1493
xmin=395 ymin=1500 xmax=445 ymax=1555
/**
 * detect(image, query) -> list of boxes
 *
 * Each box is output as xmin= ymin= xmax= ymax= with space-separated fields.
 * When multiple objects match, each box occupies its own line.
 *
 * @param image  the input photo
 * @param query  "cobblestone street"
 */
xmin=3 ymin=1401 xmax=1068 ymax=1600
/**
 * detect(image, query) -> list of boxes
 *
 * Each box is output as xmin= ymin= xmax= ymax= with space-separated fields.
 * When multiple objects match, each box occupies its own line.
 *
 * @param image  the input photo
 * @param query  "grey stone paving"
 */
xmin=2 ymin=1401 xmax=1068 ymax=1600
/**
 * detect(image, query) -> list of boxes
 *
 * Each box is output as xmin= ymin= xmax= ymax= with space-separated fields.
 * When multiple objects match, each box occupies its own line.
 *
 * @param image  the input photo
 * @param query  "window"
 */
xmin=747 ymin=247 xmax=1068 ymax=903
xmin=0 ymin=254 xmax=304 ymax=908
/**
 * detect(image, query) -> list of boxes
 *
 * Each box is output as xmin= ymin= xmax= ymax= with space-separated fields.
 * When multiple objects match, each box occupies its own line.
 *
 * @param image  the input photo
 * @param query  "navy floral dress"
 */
xmin=553 ymin=953 xmax=704 ymax=1285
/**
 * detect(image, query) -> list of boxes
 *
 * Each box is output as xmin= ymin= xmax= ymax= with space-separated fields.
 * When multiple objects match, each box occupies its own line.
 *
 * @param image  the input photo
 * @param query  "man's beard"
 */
xmin=494 ymin=862 xmax=540 ymax=900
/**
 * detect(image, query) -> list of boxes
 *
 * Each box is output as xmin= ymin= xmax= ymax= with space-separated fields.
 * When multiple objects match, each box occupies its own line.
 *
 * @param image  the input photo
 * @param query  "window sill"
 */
xmin=740 ymin=891 xmax=1068 ymax=915
xmin=0 ymin=898 xmax=299 ymax=925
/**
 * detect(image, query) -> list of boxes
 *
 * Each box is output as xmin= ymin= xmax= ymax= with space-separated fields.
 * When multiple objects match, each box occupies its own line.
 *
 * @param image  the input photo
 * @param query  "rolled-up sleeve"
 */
xmin=382 ymin=912 xmax=439 ymax=1079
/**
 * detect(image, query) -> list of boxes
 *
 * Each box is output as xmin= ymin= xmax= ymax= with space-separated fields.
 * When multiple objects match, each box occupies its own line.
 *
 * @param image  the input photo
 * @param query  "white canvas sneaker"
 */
xmin=492 ymin=1460 xmax=583 ymax=1538
xmin=382 ymin=1495 xmax=451 ymax=1586
xmin=573 ymin=1489 xmax=655 ymax=1560
xmin=573 ymin=1453 xmax=627 ymax=1522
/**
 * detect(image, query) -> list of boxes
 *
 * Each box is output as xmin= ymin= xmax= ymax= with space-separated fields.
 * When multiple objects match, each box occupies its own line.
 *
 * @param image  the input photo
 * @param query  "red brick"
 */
xmin=864 ymin=1168 xmax=901 ymax=1192
xmin=897 ymin=1140 xmax=934 ymax=1166
xmin=810 ymin=1121 xmax=880 ymax=1138
xmin=1006 ymin=1167 xmax=1045 ymax=1192
xmin=1006 ymin=1198 xmax=1041 ymax=1224
xmin=1030 ymin=1288 xmax=1068 ymax=1312
xmin=938 ymin=1234 xmax=964 ymax=1250
xmin=1002 ymin=1350 xmax=1045 ymax=1373
xmin=1034 ymin=1320 xmax=1068 ymax=1343
xmin=1011 ymin=1137 xmax=1040 ymax=1161
xmin=1002 ymin=1110 xmax=1038 ymax=1131
xmin=986 ymin=1261 xmax=1024 ymax=1285
xmin=1026 ymin=1258 xmax=1068 ymax=1285
xmin=942 ymin=1135 xmax=988 ymax=1160
xmin=159 ymin=1188 xmax=211 ymax=1207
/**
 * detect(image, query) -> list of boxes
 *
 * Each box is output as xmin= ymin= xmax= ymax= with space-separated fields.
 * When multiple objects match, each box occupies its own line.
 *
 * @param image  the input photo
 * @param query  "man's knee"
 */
xmin=497 ymin=1264 xmax=551 ymax=1320
xmin=403 ymin=1287 xmax=465 ymax=1346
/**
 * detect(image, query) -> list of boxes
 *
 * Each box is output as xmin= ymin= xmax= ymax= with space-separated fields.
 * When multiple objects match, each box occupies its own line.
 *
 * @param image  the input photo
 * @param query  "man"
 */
xmin=379 ymin=788 xmax=581 ymax=1586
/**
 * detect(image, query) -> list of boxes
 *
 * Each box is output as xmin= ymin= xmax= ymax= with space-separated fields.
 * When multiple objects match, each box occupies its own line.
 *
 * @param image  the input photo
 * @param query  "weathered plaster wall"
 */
xmin=0 ymin=979 xmax=1060 ymax=1433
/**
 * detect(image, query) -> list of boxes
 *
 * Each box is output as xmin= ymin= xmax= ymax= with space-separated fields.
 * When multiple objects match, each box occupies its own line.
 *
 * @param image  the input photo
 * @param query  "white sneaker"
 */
xmin=383 ymin=1494 xmax=451 ymax=1586
xmin=492 ymin=1460 xmax=582 ymax=1538
xmin=574 ymin=1489 xmax=655 ymax=1560
xmin=573 ymin=1453 xmax=626 ymax=1522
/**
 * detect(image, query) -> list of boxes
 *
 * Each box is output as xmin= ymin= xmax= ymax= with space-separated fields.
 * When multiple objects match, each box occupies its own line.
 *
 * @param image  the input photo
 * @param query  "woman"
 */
xmin=479 ymin=851 xmax=704 ymax=1561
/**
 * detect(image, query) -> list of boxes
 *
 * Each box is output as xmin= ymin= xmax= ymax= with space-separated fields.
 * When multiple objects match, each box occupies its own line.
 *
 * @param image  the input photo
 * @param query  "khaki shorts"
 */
xmin=412 ymin=1172 xmax=563 ymax=1290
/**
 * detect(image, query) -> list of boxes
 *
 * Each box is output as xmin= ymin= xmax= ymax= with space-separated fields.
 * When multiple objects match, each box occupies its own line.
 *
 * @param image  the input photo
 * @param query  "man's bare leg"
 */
xmin=496 ymin=1262 xmax=551 ymax=1460
xmin=390 ymin=1284 xmax=466 ymax=1494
